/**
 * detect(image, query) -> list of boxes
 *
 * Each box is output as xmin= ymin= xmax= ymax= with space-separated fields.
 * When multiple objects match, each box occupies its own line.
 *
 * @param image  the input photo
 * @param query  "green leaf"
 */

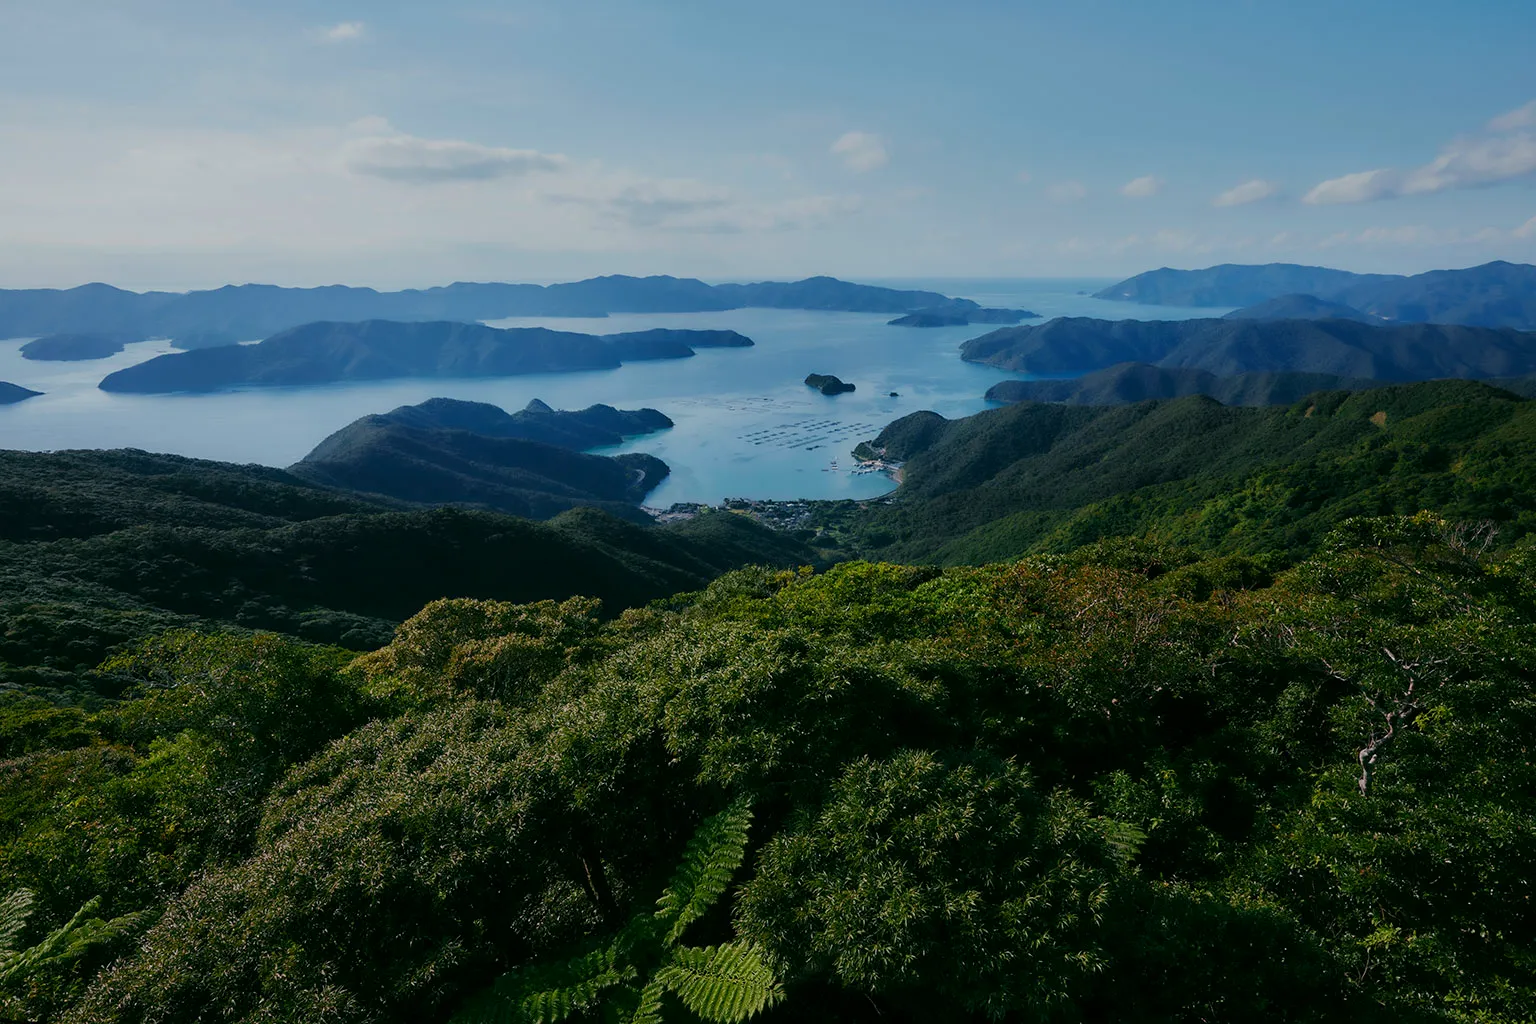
xmin=656 ymin=942 xmax=783 ymax=1023
xmin=629 ymin=979 xmax=666 ymax=1024
xmin=0 ymin=892 xmax=112 ymax=988
xmin=654 ymin=799 xmax=753 ymax=944
xmin=451 ymin=942 xmax=631 ymax=1024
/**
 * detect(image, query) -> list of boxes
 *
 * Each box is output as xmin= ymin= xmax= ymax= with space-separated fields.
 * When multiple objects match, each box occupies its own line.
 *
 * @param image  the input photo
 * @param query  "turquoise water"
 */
xmin=0 ymin=279 xmax=1227 ymax=504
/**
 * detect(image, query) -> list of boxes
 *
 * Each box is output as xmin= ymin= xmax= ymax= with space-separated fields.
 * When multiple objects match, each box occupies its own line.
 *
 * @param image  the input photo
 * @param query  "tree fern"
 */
xmin=655 ymin=942 xmax=780 ymax=1024
xmin=454 ymin=800 xmax=781 ymax=1024
xmin=0 ymin=889 xmax=140 ymax=990
xmin=654 ymin=799 xmax=752 ymax=944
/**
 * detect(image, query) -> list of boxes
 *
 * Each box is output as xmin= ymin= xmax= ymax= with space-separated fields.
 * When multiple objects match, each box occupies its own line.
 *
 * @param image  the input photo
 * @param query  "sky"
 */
xmin=1 ymin=0 xmax=1534 ymax=290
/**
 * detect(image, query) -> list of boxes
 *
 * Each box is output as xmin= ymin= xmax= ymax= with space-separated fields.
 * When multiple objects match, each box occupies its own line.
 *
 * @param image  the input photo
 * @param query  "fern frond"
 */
xmin=0 ymin=890 xmax=35 ymax=953
xmin=628 ymin=979 xmax=665 ymax=1024
xmin=451 ymin=941 xmax=631 ymax=1024
xmin=654 ymin=799 xmax=753 ymax=943
xmin=0 ymin=896 xmax=103 ymax=987
xmin=1096 ymin=819 xmax=1148 ymax=866
xmin=655 ymin=941 xmax=782 ymax=1023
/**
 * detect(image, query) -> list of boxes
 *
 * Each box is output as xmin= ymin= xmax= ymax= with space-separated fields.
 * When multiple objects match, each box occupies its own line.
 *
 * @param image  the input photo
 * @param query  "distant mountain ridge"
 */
xmin=960 ymin=315 xmax=1536 ymax=380
xmin=0 ymin=274 xmax=981 ymax=342
xmin=1222 ymin=294 xmax=1382 ymax=323
xmin=1095 ymin=260 xmax=1536 ymax=328
xmin=97 ymin=320 xmax=753 ymax=394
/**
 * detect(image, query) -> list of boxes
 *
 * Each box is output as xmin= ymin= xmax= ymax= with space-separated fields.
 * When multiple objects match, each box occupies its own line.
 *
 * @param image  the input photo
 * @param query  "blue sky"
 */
xmin=1 ymin=0 xmax=1533 ymax=288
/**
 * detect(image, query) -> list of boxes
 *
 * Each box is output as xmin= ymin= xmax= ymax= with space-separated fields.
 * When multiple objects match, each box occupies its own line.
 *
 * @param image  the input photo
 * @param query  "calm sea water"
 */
xmin=0 ymin=279 xmax=1227 ymax=504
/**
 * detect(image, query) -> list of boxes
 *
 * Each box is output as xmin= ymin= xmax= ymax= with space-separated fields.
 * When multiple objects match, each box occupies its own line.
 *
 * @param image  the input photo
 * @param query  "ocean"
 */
xmin=0 ymin=279 xmax=1228 ymax=504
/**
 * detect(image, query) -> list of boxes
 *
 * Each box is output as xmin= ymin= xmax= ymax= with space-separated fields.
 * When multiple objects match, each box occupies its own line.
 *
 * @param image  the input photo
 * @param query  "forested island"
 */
xmin=887 ymin=307 xmax=1037 ymax=327
xmin=19 ymin=334 xmax=129 ymax=361
xmin=805 ymin=373 xmax=855 ymax=394
xmin=96 ymin=321 xmax=753 ymax=394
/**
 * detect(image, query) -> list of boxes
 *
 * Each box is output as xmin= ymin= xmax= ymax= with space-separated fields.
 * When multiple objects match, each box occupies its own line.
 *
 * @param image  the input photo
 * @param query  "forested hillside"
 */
xmin=1 ymin=515 xmax=1531 ymax=1021
xmin=837 ymin=379 xmax=1536 ymax=564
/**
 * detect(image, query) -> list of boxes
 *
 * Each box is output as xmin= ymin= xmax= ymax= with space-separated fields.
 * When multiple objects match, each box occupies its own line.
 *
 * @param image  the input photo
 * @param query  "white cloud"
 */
xmin=1047 ymin=180 xmax=1087 ymax=202
xmin=1489 ymin=99 xmax=1536 ymax=133
xmin=1305 ymin=98 xmax=1536 ymax=203
xmin=1212 ymin=179 xmax=1279 ymax=207
xmin=345 ymin=130 xmax=568 ymax=183
xmin=1303 ymin=168 xmax=1399 ymax=205
xmin=1514 ymin=215 xmax=1536 ymax=239
xmin=322 ymin=21 xmax=364 ymax=41
xmin=1120 ymin=175 xmax=1162 ymax=198
xmin=830 ymin=131 xmax=888 ymax=173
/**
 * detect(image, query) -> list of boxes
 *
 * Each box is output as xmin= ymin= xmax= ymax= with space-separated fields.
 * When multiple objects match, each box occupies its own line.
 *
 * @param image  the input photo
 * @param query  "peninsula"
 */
xmin=0 ymin=381 xmax=42 ymax=404
xmin=288 ymin=397 xmax=674 ymax=523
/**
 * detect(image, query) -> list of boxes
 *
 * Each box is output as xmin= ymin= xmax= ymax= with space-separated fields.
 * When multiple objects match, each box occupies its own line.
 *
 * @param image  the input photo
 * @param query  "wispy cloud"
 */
xmin=1303 ymin=168 xmax=1398 ymax=205
xmin=1306 ymin=98 xmax=1536 ymax=203
xmin=322 ymin=21 xmax=365 ymax=41
xmin=346 ymin=130 xmax=568 ymax=183
xmin=1047 ymin=180 xmax=1087 ymax=203
xmin=830 ymin=131 xmax=888 ymax=173
xmin=1119 ymin=175 xmax=1162 ymax=198
xmin=1212 ymin=179 xmax=1279 ymax=207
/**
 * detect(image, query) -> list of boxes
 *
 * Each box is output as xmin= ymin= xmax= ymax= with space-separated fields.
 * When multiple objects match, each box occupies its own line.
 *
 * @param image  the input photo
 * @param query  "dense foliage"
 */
xmin=0 ymin=509 xmax=1530 ymax=1021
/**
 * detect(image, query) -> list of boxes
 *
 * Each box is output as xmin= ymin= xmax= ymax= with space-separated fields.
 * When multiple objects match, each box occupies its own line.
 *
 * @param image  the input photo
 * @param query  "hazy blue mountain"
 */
xmin=985 ymin=363 xmax=1383 ymax=406
xmin=1093 ymin=264 xmax=1390 ymax=306
xmin=1333 ymin=260 xmax=1536 ymax=328
xmin=19 ymin=333 xmax=131 ymax=361
xmin=888 ymin=307 xmax=1038 ymax=327
xmin=1222 ymin=294 xmax=1382 ymax=323
xmin=363 ymin=397 xmax=672 ymax=450
xmin=0 ymin=274 xmax=979 ymax=340
xmin=960 ymin=316 xmax=1536 ymax=380
xmin=1096 ymin=260 xmax=1536 ymax=328
xmin=96 ymin=320 xmax=753 ymax=394
xmin=0 ymin=381 xmax=42 ymax=404
xmin=290 ymin=409 xmax=670 ymax=524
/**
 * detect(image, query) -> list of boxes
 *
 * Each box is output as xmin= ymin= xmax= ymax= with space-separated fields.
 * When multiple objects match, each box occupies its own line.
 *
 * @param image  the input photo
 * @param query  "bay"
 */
xmin=0 ymin=279 xmax=1227 ymax=504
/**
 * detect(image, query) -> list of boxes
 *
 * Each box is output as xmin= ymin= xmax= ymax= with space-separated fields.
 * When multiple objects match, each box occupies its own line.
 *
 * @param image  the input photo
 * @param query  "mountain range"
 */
xmin=0 ymin=274 xmax=980 ymax=343
xmin=1095 ymin=260 xmax=1536 ymax=328
xmin=96 ymin=320 xmax=752 ymax=393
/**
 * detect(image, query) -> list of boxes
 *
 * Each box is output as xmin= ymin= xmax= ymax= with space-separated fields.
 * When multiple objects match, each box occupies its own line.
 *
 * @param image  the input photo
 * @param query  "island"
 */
xmin=1094 ymin=259 xmax=1536 ymax=329
xmin=0 ymin=381 xmax=42 ymax=404
xmin=805 ymin=373 xmax=856 ymax=395
xmin=959 ymin=316 xmax=1536 ymax=381
xmin=288 ymin=397 xmax=673 ymax=523
xmin=97 ymin=320 xmax=755 ymax=394
xmin=888 ymin=307 xmax=1038 ymax=327
xmin=20 ymin=333 xmax=131 ymax=361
